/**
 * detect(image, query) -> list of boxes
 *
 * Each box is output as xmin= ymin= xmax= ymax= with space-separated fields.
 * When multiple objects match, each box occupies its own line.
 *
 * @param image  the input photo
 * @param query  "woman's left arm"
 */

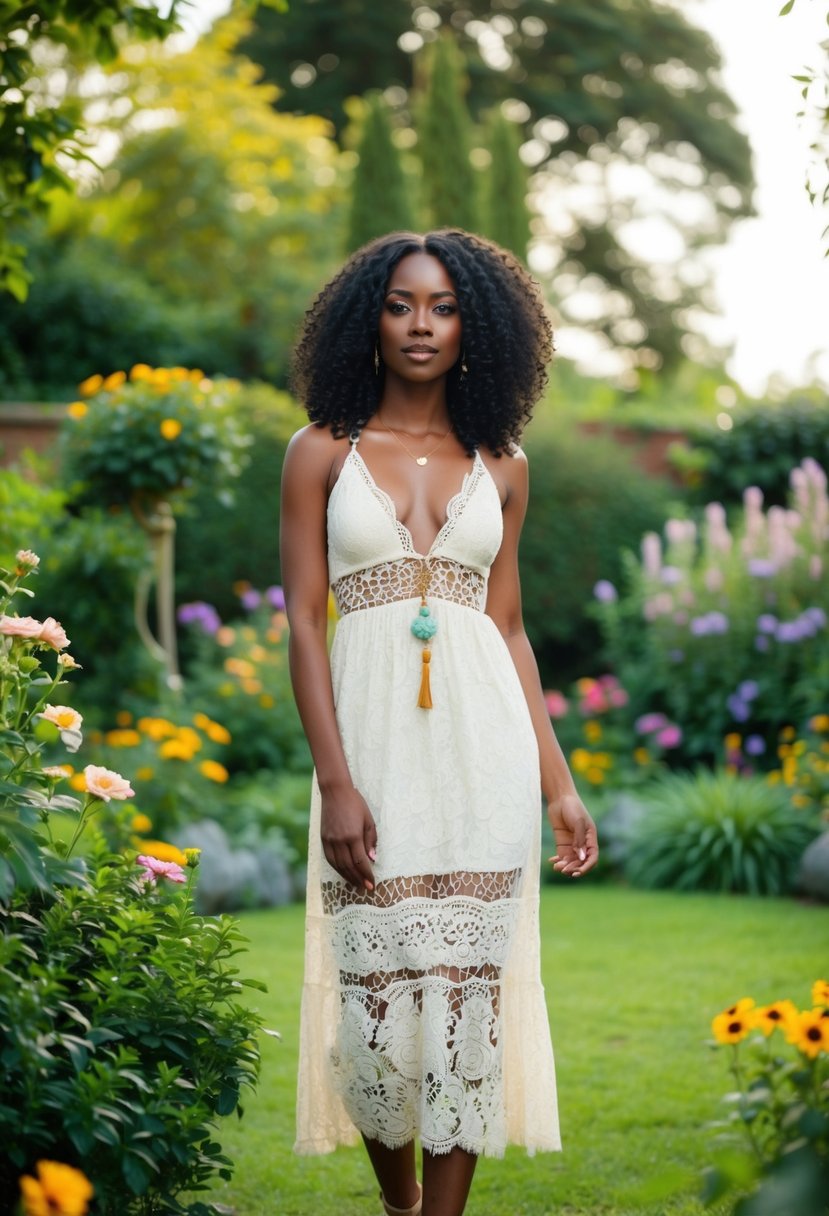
xmin=484 ymin=448 xmax=599 ymax=878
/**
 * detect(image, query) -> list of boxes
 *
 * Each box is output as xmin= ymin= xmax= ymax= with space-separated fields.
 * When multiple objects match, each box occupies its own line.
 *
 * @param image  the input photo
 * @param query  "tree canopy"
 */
xmin=236 ymin=0 xmax=755 ymax=372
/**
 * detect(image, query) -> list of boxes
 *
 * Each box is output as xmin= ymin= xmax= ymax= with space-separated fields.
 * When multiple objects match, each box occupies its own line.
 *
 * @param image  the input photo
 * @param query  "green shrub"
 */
xmin=0 ymin=551 xmax=263 ymax=1213
xmin=221 ymin=769 xmax=313 ymax=872
xmin=521 ymin=424 xmax=675 ymax=682
xmin=679 ymin=396 xmax=829 ymax=509
xmin=175 ymin=382 xmax=304 ymax=622
xmin=625 ymin=769 xmax=820 ymax=895
xmin=0 ymin=454 xmax=66 ymax=563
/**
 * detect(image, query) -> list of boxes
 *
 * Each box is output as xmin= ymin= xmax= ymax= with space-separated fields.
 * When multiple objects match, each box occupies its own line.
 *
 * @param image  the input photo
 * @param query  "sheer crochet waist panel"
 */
xmin=332 ymin=557 xmax=487 ymax=617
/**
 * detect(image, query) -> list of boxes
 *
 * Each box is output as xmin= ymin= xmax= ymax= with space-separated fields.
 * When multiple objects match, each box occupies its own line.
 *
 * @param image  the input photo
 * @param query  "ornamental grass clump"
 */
xmin=592 ymin=457 xmax=829 ymax=764
xmin=704 ymin=981 xmax=829 ymax=1215
xmin=60 ymin=364 xmax=251 ymax=511
xmin=624 ymin=768 xmax=821 ymax=895
xmin=0 ymin=552 xmax=263 ymax=1214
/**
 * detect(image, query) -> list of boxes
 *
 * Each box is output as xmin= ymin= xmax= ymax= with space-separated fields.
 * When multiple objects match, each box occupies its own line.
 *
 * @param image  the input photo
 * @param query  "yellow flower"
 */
xmin=184 ymin=846 xmax=202 ymax=867
xmin=78 ymin=373 xmax=103 ymax=396
xmin=188 ymin=368 xmax=205 ymax=382
xmin=724 ymin=732 xmax=742 ymax=751
xmin=104 ymin=728 xmax=141 ymax=748
xmin=790 ymin=1008 xmax=829 ymax=1058
xmin=141 ymin=840 xmax=187 ymax=865
xmin=782 ymin=756 xmax=797 ymax=786
xmin=137 ymin=716 xmax=176 ymax=740
xmin=809 ymin=714 xmax=829 ymax=733
xmin=225 ymin=657 xmax=256 ymax=679
xmin=129 ymin=362 xmax=153 ymax=381
xmin=766 ymin=770 xmax=782 ymax=785
xmin=69 ymin=772 xmax=87 ymax=792
xmin=159 ymin=738 xmax=196 ymax=761
xmin=160 ymin=417 xmax=183 ymax=441
xmin=633 ymin=747 xmax=651 ymax=766
xmin=259 ymin=693 xmax=274 ymax=708
xmin=102 ymin=370 xmax=126 ymax=391
xmin=242 ymin=677 xmax=263 ymax=695
xmin=583 ymin=720 xmax=603 ymax=743
xmin=754 ymin=1000 xmax=798 ymax=1037
xmin=176 ymin=726 xmax=202 ymax=752
xmin=135 ymin=766 xmax=155 ymax=781
xmin=812 ymin=979 xmax=829 ymax=1007
xmin=150 ymin=367 xmax=171 ymax=388
xmin=169 ymin=366 xmax=189 ymax=380
xmin=711 ymin=998 xmax=756 ymax=1044
xmin=570 ymin=748 xmax=592 ymax=774
xmin=780 ymin=725 xmax=796 ymax=741
xmin=585 ymin=766 xmax=606 ymax=784
xmin=19 ymin=1160 xmax=94 ymax=1216
xmin=792 ymin=793 xmax=812 ymax=808
xmin=793 ymin=740 xmax=807 ymax=756
xmin=216 ymin=626 xmax=236 ymax=647
xmin=66 ymin=401 xmax=88 ymax=420
xmin=200 ymin=759 xmax=229 ymax=783
xmin=206 ymin=721 xmax=231 ymax=745
xmin=131 ymin=813 xmax=153 ymax=833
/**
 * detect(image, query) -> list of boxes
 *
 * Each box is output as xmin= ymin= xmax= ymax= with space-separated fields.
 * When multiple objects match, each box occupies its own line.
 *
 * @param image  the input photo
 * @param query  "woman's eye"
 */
xmin=387 ymin=301 xmax=409 ymax=314
xmin=434 ymin=303 xmax=457 ymax=315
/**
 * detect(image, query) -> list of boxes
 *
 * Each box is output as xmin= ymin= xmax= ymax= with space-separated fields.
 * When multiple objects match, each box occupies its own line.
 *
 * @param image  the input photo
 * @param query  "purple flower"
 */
xmin=755 ymin=635 xmax=770 ymax=652
xmin=805 ymin=606 xmax=827 ymax=629
xmin=690 ymin=615 xmax=710 ymax=636
xmin=726 ymin=694 xmax=750 ymax=722
xmin=177 ymin=601 xmax=221 ymax=634
xmin=240 ymin=588 xmax=261 ymax=612
xmin=690 ymin=611 xmax=729 ymax=636
xmin=756 ymin=614 xmax=778 ymax=634
xmin=776 ymin=620 xmax=803 ymax=643
xmin=266 ymin=585 xmax=286 ymax=610
xmin=660 ymin=566 xmax=683 ymax=585
xmin=745 ymin=735 xmax=767 ymax=756
xmin=748 ymin=558 xmax=778 ymax=578
xmin=635 ymin=712 xmax=668 ymax=735
xmin=738 ymin=680 xmax=759 ymax=702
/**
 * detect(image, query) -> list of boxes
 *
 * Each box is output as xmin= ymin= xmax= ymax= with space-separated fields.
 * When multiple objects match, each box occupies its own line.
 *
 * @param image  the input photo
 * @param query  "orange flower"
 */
xmin=140 ymin=840 xmax=187 ymax=865
xmin=19 ymin=1160 xmax=93 ymax=1216
xmin=102 ymin=370 xmax=126 ymax=391
xmin=812 ymin=979 xmax=829 ymax=1007
xmin=200 ymin=759 xmax=229 ymax=783
xmin=160 ymin=418 xmax=182 ymax=440
xmin=66 ymin=401 xmax=88 ymax=420
xmin=754 ymin=1000 xmax=798 ymax=1037
xmin=78 ymin=373 xmax=103 ymax=397
xmin=790 ymin=1008 xmax=829 ymax=1059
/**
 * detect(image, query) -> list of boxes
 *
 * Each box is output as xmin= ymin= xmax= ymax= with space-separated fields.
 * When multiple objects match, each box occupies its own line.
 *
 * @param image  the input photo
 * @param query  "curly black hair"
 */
xmin=290 ymin=229 xmax=553 ymax=455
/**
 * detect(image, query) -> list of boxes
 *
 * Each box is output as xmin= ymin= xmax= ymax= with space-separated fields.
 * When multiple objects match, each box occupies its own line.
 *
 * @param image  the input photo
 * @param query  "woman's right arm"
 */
xmin=280 ymin=428 xmax=377 ymax=891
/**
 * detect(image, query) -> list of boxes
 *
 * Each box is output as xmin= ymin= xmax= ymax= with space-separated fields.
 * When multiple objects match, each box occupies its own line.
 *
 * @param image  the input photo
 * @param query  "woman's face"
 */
xmin=378 ymin=252 xmax=463 ymax=383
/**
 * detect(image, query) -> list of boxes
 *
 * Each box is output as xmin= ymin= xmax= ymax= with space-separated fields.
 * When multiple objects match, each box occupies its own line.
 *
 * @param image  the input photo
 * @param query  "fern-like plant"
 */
xmin=625 ymin=769 xmax=820 ymax=895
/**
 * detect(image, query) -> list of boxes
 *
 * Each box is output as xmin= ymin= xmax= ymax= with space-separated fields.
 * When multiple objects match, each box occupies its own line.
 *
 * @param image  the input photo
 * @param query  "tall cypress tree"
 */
xmin=346 ymin=92 xmax=415 ymax=252
xmin=416 ymin=35 xmax=478 ymax=231
xmin=482 ymin=109 xmax=529 ymax=261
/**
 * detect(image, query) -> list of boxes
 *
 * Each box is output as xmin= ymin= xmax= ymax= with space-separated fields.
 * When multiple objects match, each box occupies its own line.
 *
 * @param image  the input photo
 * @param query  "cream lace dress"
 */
xmin=295 ymin=434 xmax=560 ymax=1158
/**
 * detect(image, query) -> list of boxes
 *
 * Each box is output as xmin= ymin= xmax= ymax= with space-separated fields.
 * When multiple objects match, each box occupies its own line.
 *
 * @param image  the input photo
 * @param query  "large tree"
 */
xmin=346 ymin=92 xmax=415 ymax=251
xmin=236 ymin=0 xmax=754 ymax=372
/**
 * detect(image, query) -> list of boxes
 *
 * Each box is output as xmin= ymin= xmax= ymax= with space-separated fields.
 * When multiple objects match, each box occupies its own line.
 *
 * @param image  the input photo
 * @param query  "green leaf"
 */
xmin=779 ymin=0 xmax=796 ymax=14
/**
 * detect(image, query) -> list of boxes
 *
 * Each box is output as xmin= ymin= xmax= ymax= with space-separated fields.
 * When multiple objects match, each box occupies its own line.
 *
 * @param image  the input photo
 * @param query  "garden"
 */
xmin=1 ymin=3 xmax=828 ymax=1215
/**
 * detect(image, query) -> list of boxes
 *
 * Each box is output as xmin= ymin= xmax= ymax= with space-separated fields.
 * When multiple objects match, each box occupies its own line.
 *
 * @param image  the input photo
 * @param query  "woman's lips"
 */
xmin=402 ymin=348 xmax=438 ymax=362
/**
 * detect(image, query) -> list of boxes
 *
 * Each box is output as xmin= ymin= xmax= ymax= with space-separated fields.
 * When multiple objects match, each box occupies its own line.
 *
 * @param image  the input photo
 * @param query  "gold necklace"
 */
xmin=377 ymin=414 xmax=452 ymax=466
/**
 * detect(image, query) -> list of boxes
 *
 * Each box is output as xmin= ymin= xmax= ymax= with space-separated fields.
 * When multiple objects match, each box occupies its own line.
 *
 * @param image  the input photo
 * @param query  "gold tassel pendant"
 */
xmin=417 ymin=647 xmax=433 ymax=709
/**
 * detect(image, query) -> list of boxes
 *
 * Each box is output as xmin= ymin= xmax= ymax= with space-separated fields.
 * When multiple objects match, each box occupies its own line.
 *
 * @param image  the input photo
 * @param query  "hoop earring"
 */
xmin=374 ymin=344 xmax=380 ymax=375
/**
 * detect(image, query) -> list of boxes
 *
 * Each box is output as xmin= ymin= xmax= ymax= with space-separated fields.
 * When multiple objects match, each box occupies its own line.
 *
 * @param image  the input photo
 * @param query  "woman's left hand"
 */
xmin=547 ymin=792 xmax=599 ymax=878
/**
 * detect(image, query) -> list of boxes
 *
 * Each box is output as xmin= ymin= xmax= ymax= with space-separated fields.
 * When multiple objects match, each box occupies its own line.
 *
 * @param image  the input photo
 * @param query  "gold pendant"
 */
xmin=417 ymin=456 xmax=428 ymax=466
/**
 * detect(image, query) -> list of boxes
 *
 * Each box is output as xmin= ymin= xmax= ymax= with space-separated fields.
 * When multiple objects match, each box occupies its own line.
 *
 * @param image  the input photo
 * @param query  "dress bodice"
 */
xmin=327 ymin=444 xmax=504 ymax=584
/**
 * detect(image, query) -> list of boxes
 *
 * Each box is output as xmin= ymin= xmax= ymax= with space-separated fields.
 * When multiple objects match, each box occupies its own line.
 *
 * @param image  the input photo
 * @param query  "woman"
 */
xmin=281 ymin=229 xmax=598 ymax=1216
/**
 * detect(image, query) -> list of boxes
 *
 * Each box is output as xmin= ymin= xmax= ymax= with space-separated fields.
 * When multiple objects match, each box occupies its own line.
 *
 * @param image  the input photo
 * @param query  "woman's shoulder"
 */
xmin=283 ymin=423 xmax=353 ymax=488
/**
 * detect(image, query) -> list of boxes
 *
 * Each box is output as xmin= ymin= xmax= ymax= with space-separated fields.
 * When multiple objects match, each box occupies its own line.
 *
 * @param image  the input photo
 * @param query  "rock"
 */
xmin=797 ymin=831 xmax=829 ymax=902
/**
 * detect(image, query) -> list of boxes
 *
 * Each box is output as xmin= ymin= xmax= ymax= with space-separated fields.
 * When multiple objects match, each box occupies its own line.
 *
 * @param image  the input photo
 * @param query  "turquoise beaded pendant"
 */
xmin=411 ymin=602 xmax=437 ymax=641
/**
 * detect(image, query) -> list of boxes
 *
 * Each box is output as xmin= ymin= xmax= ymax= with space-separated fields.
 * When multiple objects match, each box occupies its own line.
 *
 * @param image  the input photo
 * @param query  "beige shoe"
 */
xmin=381 ymin=1182 xmax=422 ymax=1216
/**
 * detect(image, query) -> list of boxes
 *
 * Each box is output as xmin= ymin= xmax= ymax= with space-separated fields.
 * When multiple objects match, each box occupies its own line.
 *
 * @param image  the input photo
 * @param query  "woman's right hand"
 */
xmin=320 ymin=784 xmax=378 ymax=891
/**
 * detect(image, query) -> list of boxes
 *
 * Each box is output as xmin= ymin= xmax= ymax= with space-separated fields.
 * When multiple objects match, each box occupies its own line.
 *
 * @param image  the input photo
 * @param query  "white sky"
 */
xmin=178 ymin=0 xmax=829 ymax=393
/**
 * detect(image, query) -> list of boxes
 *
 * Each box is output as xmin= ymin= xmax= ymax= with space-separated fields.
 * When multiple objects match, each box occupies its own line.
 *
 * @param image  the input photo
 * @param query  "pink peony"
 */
xmin=655 ymin=724 xmax=683 ymax=748
xmin=83 ymin=765 xmax=135 ymax=802
xmin=37 ymin=617 xmax=70 ymax=650
xmin=635 ymin=712 xmax=668 ymax=735
xmin=136 ymin=854 xmax=187 ymax=884
xmin=544 ymin=690 xmax=570 ymax=719
xmin=0 ymin=615 xmax=44 ymax=639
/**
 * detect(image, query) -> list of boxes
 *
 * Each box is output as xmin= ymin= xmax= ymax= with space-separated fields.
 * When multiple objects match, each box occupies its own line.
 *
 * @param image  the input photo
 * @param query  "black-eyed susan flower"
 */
xmin=712 ymin=998 xmax=756 ymax=1044
xmin=811 ymin=979 xmax=829 ymax=1007
xmin=790 ymin=1008 xmax=829 ymax=1059
xmin=754 ymin=999 xmax=798 ymax=1037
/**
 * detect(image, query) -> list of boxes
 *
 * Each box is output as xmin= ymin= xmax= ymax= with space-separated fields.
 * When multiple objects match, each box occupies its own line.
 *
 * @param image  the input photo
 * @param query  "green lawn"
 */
xmin=200 ymin=885 xmax=829 ymax=1216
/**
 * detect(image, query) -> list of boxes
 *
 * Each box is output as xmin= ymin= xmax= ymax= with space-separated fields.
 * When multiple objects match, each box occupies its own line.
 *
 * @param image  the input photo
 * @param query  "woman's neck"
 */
xmin=375 ymin=375 xmax=450 ymax=433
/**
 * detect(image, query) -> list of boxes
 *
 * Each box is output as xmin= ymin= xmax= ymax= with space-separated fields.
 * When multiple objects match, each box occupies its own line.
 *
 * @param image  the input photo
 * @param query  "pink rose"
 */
xmin=37 ymin=617 xmax=70 ymax=650
xmin=136 ymin=855 xmax=187 ymax=884
xmin=544 ymin=690 xmax=570 ymax=719
xmin=0 ymin=615 xmax=44 ymax=639
xmin=83 ymin=764 xmax=135 ymax=801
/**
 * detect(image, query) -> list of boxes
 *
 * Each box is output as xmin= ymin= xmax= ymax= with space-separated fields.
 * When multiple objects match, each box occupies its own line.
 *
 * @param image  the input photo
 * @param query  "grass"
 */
xmin=198 ymin=885 xmax=829 ymax=1216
